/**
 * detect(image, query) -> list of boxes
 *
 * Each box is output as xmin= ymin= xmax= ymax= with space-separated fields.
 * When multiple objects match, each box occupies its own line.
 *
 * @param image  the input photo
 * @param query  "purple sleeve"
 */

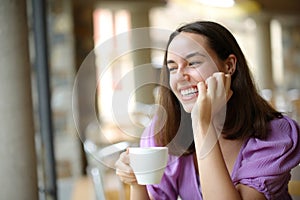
xmin=233 ymin=116 xmax=300 ymax=200
xmin=140 ymin=119 xmax=158 ymax=148
xmin=139 ymin=120 xmax=179 ymax=200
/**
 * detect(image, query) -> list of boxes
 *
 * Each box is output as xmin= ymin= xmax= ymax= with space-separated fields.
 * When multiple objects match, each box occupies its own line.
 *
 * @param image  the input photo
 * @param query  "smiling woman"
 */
xmin=167 ymin=32 xmax=226 ymax=112
xmin=115 ymin=21 xmax=300 ymax=200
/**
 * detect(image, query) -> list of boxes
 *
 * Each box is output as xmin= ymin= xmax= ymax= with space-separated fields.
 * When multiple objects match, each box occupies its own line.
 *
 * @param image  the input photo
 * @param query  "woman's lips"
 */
xmin=180 ymin=86 xmax=198 ymax=100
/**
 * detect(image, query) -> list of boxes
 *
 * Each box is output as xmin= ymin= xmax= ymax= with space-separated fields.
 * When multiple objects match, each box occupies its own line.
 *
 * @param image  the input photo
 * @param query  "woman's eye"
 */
xmin=189 ymin=61 xmax=202 ymax=67
xmin=167 ymin=65 xmax=178 ymax=72
xmin=168 ymin=67 xmax=177 ymax=72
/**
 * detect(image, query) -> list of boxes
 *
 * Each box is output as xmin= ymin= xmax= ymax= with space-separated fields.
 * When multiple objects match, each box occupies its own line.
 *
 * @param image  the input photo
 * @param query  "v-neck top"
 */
xmin=140 ymin=116 xmax=300 ymax=200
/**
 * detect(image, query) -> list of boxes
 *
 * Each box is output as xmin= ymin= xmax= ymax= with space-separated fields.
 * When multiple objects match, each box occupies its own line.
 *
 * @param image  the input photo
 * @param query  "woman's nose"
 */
xmin=178 ymin=63 xmax=190 ymax=81
xmin=182 ymin=74 xmax=190 ymax=81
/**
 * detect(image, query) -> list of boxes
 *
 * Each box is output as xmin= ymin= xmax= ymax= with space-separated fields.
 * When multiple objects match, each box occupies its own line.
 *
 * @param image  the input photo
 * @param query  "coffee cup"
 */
xmin=128 ymin=147 xmax=168 ymax=185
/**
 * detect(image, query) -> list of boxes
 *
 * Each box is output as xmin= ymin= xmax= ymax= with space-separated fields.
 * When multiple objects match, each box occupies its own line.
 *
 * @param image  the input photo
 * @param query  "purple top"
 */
xmin=140 ymin=116 xmax=300 ymax=200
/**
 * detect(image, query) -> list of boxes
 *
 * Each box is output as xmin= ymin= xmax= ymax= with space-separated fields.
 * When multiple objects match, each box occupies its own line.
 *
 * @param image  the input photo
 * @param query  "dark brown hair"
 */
xmin=154 ymin=21 xmax=282 ymax=155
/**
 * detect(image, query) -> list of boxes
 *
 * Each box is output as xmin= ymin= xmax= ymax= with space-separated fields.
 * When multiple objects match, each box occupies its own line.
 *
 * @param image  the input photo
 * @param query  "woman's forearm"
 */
xmin=194 ymin=125 xmax=241 ymax=200
xmin=198 ymin=141 xmax=241 ymax=199
xmin=130 ymin=184 xmax=150 ymax=200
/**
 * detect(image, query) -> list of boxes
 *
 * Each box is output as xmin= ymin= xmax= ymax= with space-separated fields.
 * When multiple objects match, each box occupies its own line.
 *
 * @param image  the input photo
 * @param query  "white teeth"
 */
xmin=181 ymin=87 xmax=198 ymax=96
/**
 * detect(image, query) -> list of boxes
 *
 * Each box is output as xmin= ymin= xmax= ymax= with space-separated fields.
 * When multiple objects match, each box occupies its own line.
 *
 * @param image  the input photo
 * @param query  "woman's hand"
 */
xmin=191 ymin=72 xmax=232 ymax=135
xmin=115 ymin=150 xmax=151 ymax=200
xmin=191 ymin=72 xmax=233 ymax=161
xmin=115 ymin=150 xmax=137 ymax=184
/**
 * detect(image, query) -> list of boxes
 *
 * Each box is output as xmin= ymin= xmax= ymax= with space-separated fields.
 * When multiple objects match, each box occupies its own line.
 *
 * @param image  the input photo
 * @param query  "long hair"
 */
xmin=154 ymin=21 xmax=282 ymax=155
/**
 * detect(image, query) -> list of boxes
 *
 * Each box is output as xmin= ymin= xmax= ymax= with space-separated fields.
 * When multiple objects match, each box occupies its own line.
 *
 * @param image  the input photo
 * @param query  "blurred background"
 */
xmin=0 ymin=0 xmax=300 ymax=199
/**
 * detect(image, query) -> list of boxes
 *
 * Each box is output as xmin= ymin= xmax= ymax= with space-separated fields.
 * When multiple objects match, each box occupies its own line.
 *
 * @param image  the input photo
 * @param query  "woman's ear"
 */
xmin=225 ymin=54 xmax=237 ymax=75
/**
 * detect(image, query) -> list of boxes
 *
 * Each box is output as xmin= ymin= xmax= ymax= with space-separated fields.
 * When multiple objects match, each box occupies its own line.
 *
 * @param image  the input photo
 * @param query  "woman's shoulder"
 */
xmin=268 ymin=115 xmax=299 ymax=137
xmin=247 ymin=115 xmax=299 ymax=144
xmin=233 ymin=116 xmax=300 ymax=198
xmin=240 ymin=115 xmax=300 ymax=172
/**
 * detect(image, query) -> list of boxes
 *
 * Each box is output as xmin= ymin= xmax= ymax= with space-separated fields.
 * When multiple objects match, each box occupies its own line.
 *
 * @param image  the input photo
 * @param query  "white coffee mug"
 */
xmin=128 ymin=147 xmax=168 ymax=185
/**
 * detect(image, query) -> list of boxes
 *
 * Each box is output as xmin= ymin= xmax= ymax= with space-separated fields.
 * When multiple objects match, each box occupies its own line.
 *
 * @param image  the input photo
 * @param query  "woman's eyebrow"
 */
xmin=166 ymin=60 xmax=175 ymax=64
xmin=185 ymin=52 xmax=206 ymax=59
xmin=166 ymin=52 xmax=205 ymax=64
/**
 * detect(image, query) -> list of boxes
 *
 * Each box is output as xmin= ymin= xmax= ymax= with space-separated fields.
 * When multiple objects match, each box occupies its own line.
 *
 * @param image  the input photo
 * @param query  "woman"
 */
xmin=115 ymin=21 xmax=300 ymax=199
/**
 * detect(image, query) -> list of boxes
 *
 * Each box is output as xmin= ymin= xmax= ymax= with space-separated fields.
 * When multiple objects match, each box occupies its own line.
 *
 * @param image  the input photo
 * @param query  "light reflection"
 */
xmin=195 ymin=0 xmax=235 ymax=8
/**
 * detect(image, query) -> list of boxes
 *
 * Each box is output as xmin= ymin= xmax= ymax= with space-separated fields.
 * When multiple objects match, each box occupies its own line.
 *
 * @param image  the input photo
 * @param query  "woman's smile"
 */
xmin=180 ymin=86 xmax=199 ymax=100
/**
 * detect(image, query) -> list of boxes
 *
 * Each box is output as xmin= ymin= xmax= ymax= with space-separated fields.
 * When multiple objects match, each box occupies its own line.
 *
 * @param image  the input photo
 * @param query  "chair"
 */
xmin=84 ymin=140 xmax=136 ymax=200
xmin=289 ymin=165 xmax=300 ymax=200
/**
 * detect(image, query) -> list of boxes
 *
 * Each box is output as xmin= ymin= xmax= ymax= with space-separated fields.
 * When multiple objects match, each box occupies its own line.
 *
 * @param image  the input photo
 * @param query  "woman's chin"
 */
xmin=182 ymin=104 xmax=194 ymax=113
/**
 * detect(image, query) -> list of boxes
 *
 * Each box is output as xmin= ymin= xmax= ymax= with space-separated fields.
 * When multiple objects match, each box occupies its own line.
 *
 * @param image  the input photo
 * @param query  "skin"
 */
xmin=115 ymin=32 xmax=266 ymax=200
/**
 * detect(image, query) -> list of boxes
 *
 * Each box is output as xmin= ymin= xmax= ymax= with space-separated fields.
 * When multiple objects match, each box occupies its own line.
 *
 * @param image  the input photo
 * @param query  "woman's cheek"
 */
xmin=195 ymin=66 xmax=219 ymax=82
xmin=169 ymin=79 xmax=177 ymax=94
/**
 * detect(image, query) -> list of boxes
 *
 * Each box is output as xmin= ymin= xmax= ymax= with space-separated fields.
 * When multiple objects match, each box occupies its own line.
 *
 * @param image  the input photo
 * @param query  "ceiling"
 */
xmin=96 ymin=0 xmax=300 ymax=17
xmin=237 ymin=0 xmax=300 ymax=15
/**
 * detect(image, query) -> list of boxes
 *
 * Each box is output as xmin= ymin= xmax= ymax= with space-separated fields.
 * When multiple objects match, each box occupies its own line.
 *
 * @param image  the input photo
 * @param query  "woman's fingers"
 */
xmin=115 ymin=151 xmax=132 ymax=172
xmin=115 ymin=151 xmax=137 ymax=184
xmin=196 ymin=81 xmax=207 ymax=102
xmin=193 ymin=72 xmax=233 ymax=119
xmin=203 ymin=72 xmax=232 ymax=112
xmin=116 ymin=168 xmax=137 ymax=184
xmin=211 ymin=72 xmax=232 ymax=100
xmin=206 ymin=75 xmax=217 ymax=98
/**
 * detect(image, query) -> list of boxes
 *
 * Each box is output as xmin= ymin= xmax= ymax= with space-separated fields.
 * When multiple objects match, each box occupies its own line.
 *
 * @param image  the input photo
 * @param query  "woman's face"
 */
xmin=167 ymin=32 xmax=226 ymax=112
